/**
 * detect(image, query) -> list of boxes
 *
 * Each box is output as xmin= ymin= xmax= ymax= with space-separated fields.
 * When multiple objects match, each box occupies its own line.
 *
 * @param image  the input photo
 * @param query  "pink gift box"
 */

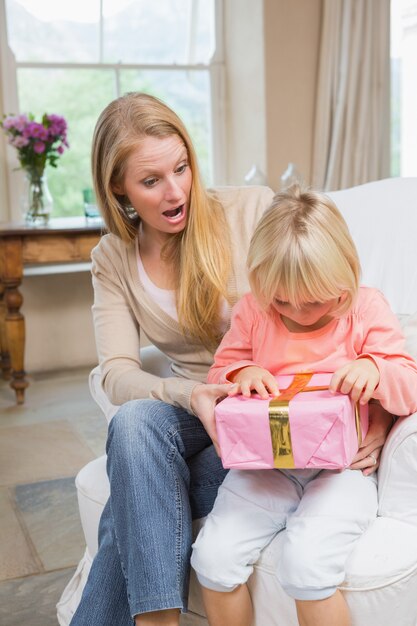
xmin=215 ymin=373 xmax=369 ymax=470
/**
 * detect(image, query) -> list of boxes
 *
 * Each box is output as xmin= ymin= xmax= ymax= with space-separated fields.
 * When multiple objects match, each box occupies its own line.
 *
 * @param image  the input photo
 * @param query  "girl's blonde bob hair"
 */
xmin=92 ymin=92 xmax=231 ymax=349
xmin=247 ymin=184 xmax=361 ymax=316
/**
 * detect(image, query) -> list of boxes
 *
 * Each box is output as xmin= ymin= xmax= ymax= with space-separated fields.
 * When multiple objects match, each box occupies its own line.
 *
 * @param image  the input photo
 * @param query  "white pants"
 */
xmin=191 ymin=468 xmax=378 ymax=600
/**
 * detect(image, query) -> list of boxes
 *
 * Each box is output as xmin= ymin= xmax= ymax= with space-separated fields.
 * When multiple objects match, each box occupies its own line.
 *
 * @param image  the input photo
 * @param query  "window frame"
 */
xmin=0 ymin=0 xmax=226 ymax=222
xmin=390 ymin=0 xmax=417 ymax=178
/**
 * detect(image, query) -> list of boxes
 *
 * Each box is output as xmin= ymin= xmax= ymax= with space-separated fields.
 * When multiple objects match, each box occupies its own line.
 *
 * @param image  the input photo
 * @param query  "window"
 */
xmin=2 ymin=0 xmax=224 ymax=218
xmin=390 ymin=0 xmax=417 ymax=177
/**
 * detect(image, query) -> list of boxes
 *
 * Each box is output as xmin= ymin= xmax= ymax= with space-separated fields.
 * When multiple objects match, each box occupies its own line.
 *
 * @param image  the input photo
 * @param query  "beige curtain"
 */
xmin=0 ymin=9 xmax=9 ymax=220
xmin=0 ymin=0 xmax=20 ymax=221
xmin=312 ymin=0 xmax=391 ymax=191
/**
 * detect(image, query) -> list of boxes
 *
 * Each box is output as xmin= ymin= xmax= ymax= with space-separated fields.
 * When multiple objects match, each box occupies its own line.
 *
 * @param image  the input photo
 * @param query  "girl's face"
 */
xmin=115 ymin=134 xmax=192 ymax=242
xmin=272 ymin=297 xmax=339 ymax=332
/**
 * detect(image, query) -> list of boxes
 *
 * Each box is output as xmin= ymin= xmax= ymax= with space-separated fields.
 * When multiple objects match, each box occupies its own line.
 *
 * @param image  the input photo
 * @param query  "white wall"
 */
xmin=263 ymin=0 xmax=322 ymax=189
xmin=223 ymin=0 xmax=322 ymax=189
xmin=223 ymin=0 xmax=267 ymax=185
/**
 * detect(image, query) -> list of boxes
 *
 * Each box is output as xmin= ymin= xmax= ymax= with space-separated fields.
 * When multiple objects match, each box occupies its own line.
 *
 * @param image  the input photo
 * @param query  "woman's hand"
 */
xmin=190 ymin=383 xmax=233 ymax=455
xmin=330 ymin=357 xmax=380 ymax=404
xmin=228 ymin=366 xmax=279 ymax=399
xmin=349 ymin=402 xmax=394 ymax=475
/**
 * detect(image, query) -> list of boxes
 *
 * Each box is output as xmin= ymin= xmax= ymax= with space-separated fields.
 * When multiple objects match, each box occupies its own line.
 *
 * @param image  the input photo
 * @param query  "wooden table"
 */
xmin=0 ymin=217 xmax=104 ymax=403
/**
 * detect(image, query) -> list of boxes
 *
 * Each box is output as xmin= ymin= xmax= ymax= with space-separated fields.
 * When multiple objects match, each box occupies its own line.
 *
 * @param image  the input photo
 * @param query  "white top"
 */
xmin=137 ymin=243 xmax=179 ymax=321
xmin=137 ymin=242 xmax=230 ymax=331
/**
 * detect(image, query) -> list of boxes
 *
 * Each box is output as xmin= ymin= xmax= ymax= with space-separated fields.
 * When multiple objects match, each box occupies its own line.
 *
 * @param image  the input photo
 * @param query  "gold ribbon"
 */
xmin=268 ymin=373 xmax=362 ymax=468
xmin=269 ymin=373 xmax=313 ymax=468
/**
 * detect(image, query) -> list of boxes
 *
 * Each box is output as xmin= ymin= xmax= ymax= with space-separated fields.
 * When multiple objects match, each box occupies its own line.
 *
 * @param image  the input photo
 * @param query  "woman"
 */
xmin=70 ymin=92 xmax=391 ymax=626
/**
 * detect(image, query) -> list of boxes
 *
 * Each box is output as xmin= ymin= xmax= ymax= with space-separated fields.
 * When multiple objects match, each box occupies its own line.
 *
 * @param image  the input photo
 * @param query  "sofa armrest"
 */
xmin=89 ymin=345 xmax=173 ymax=423
xmin=377 ymin=412 xmax=417 ymax=525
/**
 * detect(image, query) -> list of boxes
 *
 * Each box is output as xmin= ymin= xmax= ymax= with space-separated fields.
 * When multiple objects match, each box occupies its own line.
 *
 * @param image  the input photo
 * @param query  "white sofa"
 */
xmin=58 ymin=178 xmax=417 ymax=626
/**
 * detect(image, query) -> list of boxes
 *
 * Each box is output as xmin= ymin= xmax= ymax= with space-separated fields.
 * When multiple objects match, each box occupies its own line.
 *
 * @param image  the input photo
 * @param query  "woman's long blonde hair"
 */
xmin=248 ymin=184 xmax=361 ymax=316
xmin=92 ymin=92 xmax=231 ymax=349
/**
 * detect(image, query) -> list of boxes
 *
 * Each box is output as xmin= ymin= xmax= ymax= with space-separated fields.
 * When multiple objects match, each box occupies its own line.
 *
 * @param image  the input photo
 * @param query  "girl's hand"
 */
xmin=349 ymin=401 xmax=394 ymax=475
xmin=190 ymin=383 xmax=232 ymax=455
xmin=228 ymin=366 xmax=279 ymax=400
xmin=330 ymin=358 xmax=380 ymax=404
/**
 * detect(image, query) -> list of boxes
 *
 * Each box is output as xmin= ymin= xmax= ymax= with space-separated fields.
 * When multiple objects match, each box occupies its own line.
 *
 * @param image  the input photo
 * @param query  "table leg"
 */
xmin=0 ymin=237 xmax=28 ymax=404
xmin=4 ymin=280 xmax=28 ymax=403
xmin=0 ymin=280 xmax=11 ymax=379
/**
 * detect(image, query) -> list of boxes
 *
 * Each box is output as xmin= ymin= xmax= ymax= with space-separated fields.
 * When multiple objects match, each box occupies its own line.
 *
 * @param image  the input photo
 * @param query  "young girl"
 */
xmin=190 ymin=185 xmax=417 ymax=626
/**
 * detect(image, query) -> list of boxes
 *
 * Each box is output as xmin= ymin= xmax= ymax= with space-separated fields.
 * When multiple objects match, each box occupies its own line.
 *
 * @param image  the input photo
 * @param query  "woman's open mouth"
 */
xmin=162 ymin=204 xmax=186 ymax=223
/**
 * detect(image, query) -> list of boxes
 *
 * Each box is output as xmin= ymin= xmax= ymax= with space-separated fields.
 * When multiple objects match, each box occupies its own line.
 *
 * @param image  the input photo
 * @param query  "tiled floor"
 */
xmin=0 ymin=367 xmax=107 ymax=626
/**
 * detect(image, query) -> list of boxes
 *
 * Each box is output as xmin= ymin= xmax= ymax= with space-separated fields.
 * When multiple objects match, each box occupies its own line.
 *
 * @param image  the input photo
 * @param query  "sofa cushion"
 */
xmin=328 ymin=177 xmax=417 ymax=316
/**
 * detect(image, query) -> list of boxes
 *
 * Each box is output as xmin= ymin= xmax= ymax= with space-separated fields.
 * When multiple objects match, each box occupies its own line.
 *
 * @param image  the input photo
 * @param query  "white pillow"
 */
xmin=328 ymin=178 xmax=417 ymax=317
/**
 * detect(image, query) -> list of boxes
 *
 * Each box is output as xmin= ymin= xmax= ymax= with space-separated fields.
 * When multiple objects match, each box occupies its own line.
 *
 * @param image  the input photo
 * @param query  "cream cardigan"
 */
xmin=91 ymin=185 xmax=274 ymax=412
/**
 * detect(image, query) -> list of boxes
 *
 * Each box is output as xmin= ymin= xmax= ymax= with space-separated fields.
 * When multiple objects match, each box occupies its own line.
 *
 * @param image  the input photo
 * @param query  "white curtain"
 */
xmin=312 ymin=0 xmax=391 ymax=191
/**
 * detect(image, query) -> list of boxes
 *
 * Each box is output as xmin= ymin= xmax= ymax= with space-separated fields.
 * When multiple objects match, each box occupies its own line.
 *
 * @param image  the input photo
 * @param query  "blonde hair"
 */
xmin=247 ymin=184 xmax=361 ymax=316
xmin=92 ymin=92 xmax=231 ymax=349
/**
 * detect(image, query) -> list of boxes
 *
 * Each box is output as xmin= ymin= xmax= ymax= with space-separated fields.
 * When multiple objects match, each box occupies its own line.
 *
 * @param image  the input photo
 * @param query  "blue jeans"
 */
xmin=70 ymin=399 xmax=227 ymax=625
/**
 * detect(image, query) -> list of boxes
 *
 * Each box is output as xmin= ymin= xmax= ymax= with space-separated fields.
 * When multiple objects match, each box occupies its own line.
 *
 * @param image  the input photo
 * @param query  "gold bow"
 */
xmin=268 ymin=373 xmax=362 ymax=468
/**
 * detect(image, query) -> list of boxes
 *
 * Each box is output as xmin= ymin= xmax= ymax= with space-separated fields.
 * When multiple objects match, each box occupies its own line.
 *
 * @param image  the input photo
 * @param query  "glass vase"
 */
xmin=24 ymin=171 xmax=53 ymax=225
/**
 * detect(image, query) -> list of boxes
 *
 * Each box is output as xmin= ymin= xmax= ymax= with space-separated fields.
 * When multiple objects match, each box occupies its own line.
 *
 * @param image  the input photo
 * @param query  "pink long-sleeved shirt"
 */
xmin=208 ymin=287 xmax=417 ymax=416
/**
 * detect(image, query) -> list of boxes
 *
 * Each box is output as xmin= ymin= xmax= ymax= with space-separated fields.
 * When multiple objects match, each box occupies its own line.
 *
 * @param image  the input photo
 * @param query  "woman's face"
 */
xmin=116 ymin=134 xmax=192 ymax=242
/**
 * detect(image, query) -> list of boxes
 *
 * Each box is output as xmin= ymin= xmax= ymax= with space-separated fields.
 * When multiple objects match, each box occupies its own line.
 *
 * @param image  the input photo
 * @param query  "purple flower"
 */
xmin=15 ymin=114 xmax=29 ymax=132
xmin=47 ymin=113 xmax=67 ymax=130
xmin=3 ymin=117 xmax=17 ymax=130
xmin=1 ymin=111 xmax=68 ymax=174
xmin=3 ymin=119 xmax=12 ymax=130
xmin=24 ymin=122 xmax=48 ymax=141
xmin=10 ymin=135 xmax=30 ymax=148
xmin=33 ymin=141 xmax=46 ymax=154
xmin=3 ymin=114 xmax=29 ymax=132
